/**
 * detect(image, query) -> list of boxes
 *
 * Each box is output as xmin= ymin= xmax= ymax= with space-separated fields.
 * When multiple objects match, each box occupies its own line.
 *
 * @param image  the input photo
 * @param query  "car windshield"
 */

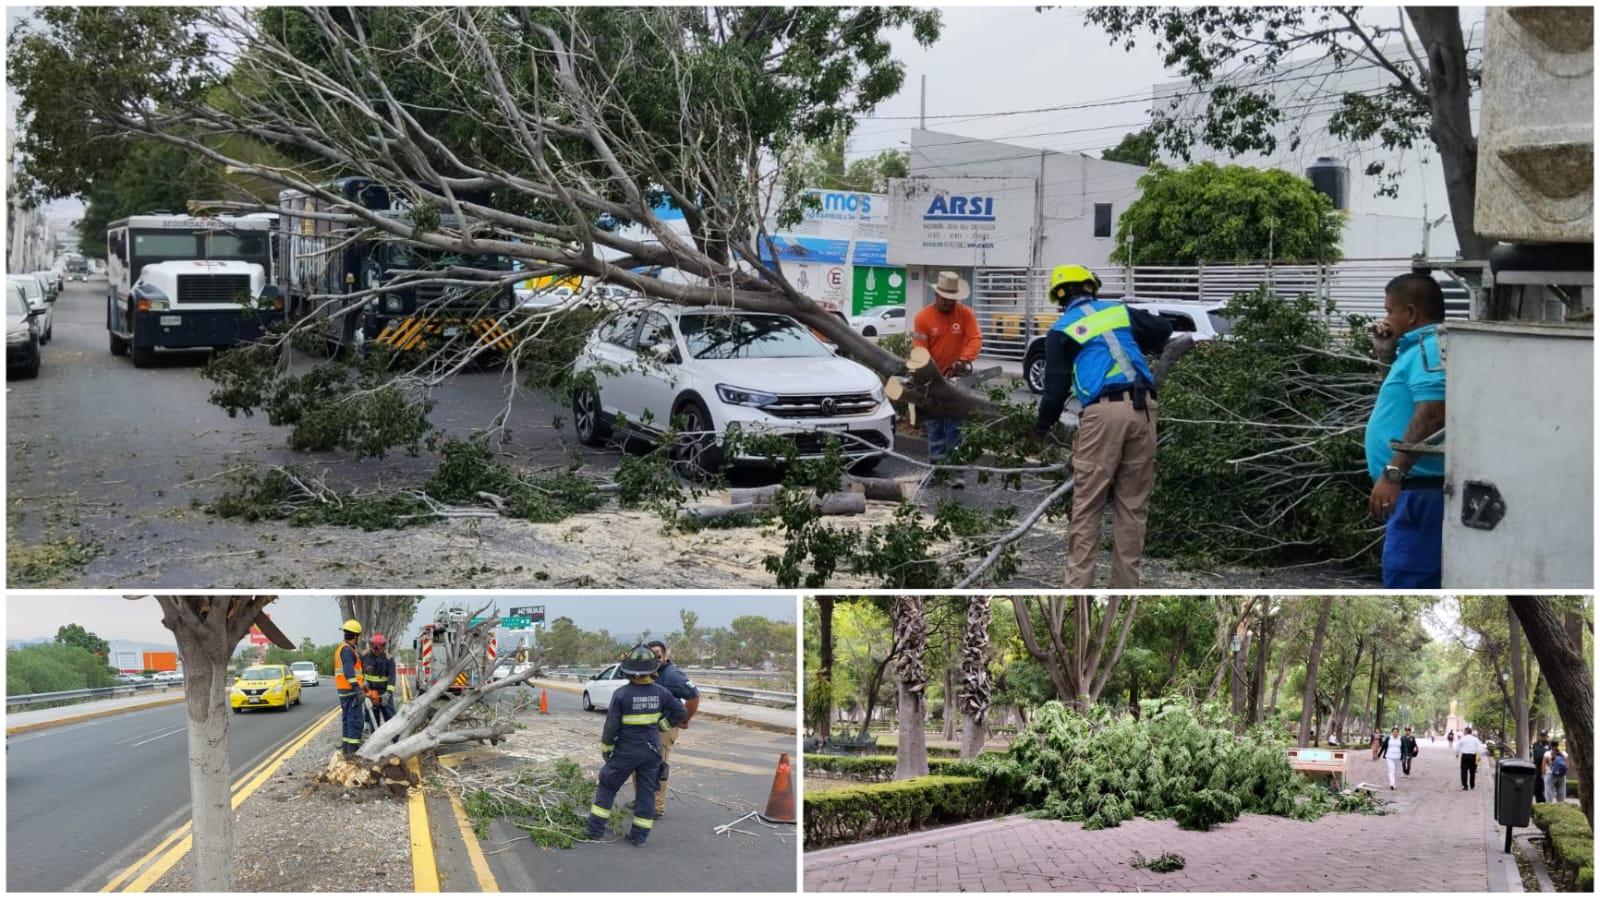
xmin=290 ymin=662 xmax=315 ymax=671
xmin=386 ymin=244 xmax=505 ymax=271
xmin=10 ymin=278 xmax=41 ymax=299
xmin=7 ymin=290 xmax=27 ymax=316
xmin=241 ymin=667 xmax=282 ymax=681
xmin=679 ymin=312 xmax=832 ymax=360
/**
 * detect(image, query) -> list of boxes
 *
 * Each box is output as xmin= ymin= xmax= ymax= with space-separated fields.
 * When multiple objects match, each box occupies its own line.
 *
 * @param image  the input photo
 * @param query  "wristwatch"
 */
xmin=1382 ymin=464 xmax=1406 ymax=485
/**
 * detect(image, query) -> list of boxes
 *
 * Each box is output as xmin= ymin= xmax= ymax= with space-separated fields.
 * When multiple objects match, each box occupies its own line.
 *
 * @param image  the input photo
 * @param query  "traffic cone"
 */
xmin=761 ymin=753 xmax=796 ymax=824
xmin=539 ymin=689 xmax=549 ymax=714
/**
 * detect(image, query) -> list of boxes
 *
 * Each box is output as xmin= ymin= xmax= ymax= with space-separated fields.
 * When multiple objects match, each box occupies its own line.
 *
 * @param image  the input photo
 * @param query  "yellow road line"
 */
xmin=449 ymin=791 xmax=500 ymax=892
xmin=8 ymin=695 xmax=187 ymax=736
xmin=407 ymin=753 xmax=439 ymax=893
xmin=105 ymin=706 xmax=340 ymax=892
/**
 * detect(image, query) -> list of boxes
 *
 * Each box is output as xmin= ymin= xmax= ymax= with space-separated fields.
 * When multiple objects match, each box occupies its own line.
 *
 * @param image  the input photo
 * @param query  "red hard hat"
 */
xmin=371 ymin=634 xmax=387 ymax=648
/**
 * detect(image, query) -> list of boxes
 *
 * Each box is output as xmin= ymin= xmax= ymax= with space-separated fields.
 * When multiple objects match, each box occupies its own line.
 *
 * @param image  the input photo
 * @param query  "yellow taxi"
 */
xmin=230 ymin=664 xmax=303 ymax=712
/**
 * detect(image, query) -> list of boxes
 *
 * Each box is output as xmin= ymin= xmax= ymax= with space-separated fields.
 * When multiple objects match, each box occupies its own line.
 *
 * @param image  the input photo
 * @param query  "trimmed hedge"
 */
xmin=804 ymin=776 xmax=1006 ymax=848
xmin=804 ymin=754 xmax=958 ymax=783
xmin=1531 ymin=802 xmax=1593 ymax=893
xmin=872 ymin=736 xmax=962 ymax=757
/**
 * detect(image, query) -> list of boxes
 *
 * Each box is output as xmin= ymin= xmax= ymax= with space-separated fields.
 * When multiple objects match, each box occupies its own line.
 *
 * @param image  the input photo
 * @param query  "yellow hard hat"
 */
xmin=342 ymin=619 xmax=362 ymax=634
xmin=1050 ymin=264 xmax=1101 ymax=302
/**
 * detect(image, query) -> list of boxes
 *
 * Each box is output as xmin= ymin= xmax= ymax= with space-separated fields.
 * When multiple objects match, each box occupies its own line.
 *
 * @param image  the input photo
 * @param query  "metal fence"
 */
xmin=541 ymin=672 xmax=795 ymax=708
xmin=968 ymin=258 xmax=1476 ymax=361
xmin=6 ymin=682 xmax=179 ymax=710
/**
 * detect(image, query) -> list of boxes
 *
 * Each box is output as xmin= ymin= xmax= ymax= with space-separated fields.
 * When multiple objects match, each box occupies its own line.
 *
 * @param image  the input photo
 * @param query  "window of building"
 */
xmin=1093 ymin=204 xmax=1113 ymax=238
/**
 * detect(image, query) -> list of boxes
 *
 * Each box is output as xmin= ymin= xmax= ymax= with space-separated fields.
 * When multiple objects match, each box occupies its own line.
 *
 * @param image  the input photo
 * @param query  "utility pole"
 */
xmin=919 ymin=74 xmax=926 ymax=131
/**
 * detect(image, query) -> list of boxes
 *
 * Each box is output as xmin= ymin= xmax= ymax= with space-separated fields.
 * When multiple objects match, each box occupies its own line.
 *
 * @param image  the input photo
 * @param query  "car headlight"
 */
xmin=385 ymin=296 xmax=404 ymax=313
xmin=7 ymin=329 xmax=29 ymax=344
xmin=496 ymin=295 xmax=511 ymax=310
xmin=870 ymin=384 xmax=887 ymax=404
xmin=716 ymin=384 xmax=779 ymax=407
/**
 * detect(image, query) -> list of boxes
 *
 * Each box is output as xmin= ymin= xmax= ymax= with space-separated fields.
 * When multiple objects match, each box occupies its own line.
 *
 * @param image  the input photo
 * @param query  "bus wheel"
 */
xmin=109 ymin=331 xmax=129 ymax=357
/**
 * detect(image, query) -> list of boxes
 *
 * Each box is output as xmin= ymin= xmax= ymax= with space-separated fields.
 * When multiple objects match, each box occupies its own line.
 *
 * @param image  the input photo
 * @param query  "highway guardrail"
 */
xmin=6 ymin=682 xmax=181 ymax=709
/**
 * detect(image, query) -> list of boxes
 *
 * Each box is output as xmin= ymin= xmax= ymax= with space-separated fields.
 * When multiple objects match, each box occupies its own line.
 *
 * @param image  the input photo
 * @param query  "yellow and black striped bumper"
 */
xmin=375 ymin=317 xmax=515 ymax=353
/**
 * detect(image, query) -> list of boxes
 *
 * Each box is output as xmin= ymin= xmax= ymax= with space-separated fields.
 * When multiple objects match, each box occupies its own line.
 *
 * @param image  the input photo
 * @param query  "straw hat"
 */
xmin=933 ymin=270 xmax=970 ymax=301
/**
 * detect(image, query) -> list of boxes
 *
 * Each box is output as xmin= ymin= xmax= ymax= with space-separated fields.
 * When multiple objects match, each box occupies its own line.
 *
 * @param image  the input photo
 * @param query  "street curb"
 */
xmin=5 ymin=695 xmax=187 ymax=735
xmin=532 ymin=680 xmax=795 ymax=735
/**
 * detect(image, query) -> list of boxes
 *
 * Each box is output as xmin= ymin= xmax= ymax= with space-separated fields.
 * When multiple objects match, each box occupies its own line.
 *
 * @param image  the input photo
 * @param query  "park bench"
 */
xmin=1288 ymin=747 xmax=1350 ymax=788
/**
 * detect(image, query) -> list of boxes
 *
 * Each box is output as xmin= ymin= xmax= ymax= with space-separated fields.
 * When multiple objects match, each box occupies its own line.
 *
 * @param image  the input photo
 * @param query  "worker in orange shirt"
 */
xmin=912 ymin=271 xmax=984 ymax=478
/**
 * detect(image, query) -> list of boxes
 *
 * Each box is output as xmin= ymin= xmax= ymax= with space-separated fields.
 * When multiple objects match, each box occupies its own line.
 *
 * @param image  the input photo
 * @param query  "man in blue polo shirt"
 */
xmin=1365 ymin=273 xmax=1447 ymax=588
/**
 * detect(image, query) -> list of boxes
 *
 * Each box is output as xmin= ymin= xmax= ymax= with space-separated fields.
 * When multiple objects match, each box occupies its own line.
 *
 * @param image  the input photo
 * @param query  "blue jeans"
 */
xmin=339 ymin=692 xmax=364 ymax=753
xmin=926 ymin=418 xmax=962 ymax=463
xmin=1383 ymin=487 xmax=1442 ymax=588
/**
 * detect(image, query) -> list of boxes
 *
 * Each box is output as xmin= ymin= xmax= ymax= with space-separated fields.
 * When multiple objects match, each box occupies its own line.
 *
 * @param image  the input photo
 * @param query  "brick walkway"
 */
xmin=805 ymin=742 xmax=1505 ymax=892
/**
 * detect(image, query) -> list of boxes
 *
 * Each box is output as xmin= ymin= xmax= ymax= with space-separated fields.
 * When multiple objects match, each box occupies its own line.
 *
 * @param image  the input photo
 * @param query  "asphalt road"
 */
xmin=468 ymin=686 xmax=797 ymax=892
xmin=4 ymin=682 xmax=337 ymax=892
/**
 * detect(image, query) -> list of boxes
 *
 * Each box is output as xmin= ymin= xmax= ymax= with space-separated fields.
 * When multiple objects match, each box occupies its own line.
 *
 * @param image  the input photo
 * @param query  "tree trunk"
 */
xmin=1509 ymin=604 xmax=1528 ymax=758
xmin=1231 ymin=628 xmax=1252 ymax=725
xmin=941 ymin=631 xmax=957 ymax=742
xmin=1405 ymin=6 xmax=1489 ymax=259
xmin=892 ymin=596 xmax=928 ymax=780
xmin=958 ymin=598 xmax=992 ymax=760
xmin=1373 ymin=669 xmax=1388 ymax=733
xmin=154 ymin=597 xmax=280 ymax=893
xmin=1249 ymin=610 xmax=1274 ymax=724
xmin=1512 ymin=598 xmax=1593 ymax=826
xmin=816 ymin=598 xmax=834 ymax=740
xmin=1298 ymin=598 xmax=1335 ymax=746
xmin=1013 ymin=598 xmax=1074 ymax=701
xmin=1267 ymin=598 xmax=1299 ymax=717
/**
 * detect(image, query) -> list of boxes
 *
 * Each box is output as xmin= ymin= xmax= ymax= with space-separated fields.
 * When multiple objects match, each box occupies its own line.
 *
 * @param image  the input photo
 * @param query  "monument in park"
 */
xmin=1446 ymin=698 xmax=1464 ymax=737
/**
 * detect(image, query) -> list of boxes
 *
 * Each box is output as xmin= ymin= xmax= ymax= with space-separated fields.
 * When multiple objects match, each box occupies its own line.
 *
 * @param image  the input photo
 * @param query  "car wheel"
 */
xmin=109 ymin=331 xmax=129 ymax=356
xmin=862 ymin=326 xmax=877 ymax=338
xmin=849 ymin=454 xmax=883 ymax=476
xmin=1023 ymin=343 xmax=1047 ymax=395
xmin=18 ymin=361 xmax=39 ymax=379
xmin=582 ymin=691 xmax=594 ymax=712
xmin=671 ymin=396 xmax=723 ymax=481
xmin=130 ymin=342 xmax=157 ymax=368
xmin=572 ymin=385 xmax=611 ymax=447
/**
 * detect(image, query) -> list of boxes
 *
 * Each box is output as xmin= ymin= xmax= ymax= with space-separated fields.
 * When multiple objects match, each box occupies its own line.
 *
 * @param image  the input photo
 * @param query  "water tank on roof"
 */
xmin=1306 ymin=157 xmax=1349 ymax=210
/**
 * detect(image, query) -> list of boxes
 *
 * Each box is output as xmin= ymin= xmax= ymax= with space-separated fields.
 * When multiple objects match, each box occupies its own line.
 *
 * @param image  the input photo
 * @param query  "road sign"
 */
xmin=502 ymin=616 xmax=532 ymax=629
xmin=510 ymin=605 xmax=546 ymax=623
xmin=469 ymin=616 xmax=487 ymax=626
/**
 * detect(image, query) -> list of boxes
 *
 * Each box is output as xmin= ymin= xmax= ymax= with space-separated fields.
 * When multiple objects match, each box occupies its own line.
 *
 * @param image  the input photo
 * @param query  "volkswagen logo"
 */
xmin=820 ymin=397 xmax=838 ymax=416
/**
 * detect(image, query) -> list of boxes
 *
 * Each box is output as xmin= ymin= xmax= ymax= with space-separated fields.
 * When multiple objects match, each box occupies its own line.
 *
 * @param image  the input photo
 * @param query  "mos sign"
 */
xmin=886 ymin=176 xmax=1036 ymax=267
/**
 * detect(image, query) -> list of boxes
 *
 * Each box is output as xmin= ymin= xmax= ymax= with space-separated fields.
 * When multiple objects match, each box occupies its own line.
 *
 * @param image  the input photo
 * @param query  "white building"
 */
xmin=1150 ymin=42 xmax=1482 ymax=260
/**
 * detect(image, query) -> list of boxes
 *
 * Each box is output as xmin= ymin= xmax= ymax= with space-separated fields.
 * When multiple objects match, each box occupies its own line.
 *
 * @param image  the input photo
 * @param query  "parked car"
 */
xmin=151 ymin=671 xmax=184 ymax=683
xmin=114 ymin=673 xmax=147 ymax=684
xmin=849 ymin=304 xmax=907 ymax=338
xmin=30 ymin=271 xmax=60 ymax=304
xmin=517 ymin=283 xmax=575 ymax=310
xmin=6 ymin=284 xmax=41 ymax=379
xmin=581 ymin=663 xmax=628 ymax=711
xmin=1021 ymin=299 xmax=1234 ymax=394
xmin=7 ymin=274 xmax=51 ymax=344
xmin=230 ymin=664 xmax=302 ymax=712
xmin=289 ymin=661 xmax=320 ymax=687
xmin=572 ymin=303 xmax=894 ymax=477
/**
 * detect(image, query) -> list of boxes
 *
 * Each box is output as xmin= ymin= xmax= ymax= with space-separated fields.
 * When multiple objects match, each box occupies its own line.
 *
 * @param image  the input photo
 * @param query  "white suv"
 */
xmin=1022 ymin=299 xmax=1234 ymax=394
xmin=572 ymin=304 xmax=894 ymax=477
xmin=290 ymin=661 xmax=320 ymax=686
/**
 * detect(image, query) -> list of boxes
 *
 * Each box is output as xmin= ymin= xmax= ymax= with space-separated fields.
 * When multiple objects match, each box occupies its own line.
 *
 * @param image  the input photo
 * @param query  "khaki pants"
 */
xmin=1066 ymin=396 xmax=1158 ymax=588
xmin=633 ymin=725 xmax=679 ymax=815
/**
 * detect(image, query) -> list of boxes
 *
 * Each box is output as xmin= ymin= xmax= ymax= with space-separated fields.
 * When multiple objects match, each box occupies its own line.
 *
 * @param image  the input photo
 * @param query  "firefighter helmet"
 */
xmin=618 ymin=644 xmax=660 ymax=678
xmin=342 ymin=619 xmax=362 ymax=634
xmin=1050 ymin=264 xmax=1101 ymax=304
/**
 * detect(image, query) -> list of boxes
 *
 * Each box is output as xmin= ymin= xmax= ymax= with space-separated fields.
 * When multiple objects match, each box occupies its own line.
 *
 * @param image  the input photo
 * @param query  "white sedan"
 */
xmin=849 ymin=305 xmax=906 ymax=338
xmin=581 ymin=663 xmax=629 ymax=712
xmin=7 ymin=275 xmax=51 ymax=344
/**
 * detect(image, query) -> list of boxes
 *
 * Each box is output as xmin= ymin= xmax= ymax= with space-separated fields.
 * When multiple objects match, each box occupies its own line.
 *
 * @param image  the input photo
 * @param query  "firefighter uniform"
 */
xmin=638 ymin=659 xmax=699 ymax=816
xmin=586 ymin=680 xmax=688 ymax=846
xmin=336 ymin=640 xmax=365 ymax=755
xmin=361 ymin=649 xmax=396 ymax=725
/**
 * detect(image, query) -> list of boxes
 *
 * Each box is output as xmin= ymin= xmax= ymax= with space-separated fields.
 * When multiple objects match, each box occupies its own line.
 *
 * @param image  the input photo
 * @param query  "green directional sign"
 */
xmin=469 ymin=616 xmax=488 ymax=626
xmin=502 ymin=616 xmax=533 ymax=629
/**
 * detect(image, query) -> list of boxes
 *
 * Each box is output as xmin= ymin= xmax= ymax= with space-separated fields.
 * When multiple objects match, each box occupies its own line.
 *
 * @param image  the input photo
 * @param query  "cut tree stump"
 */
xmin=846 ymin=477 xmax=910 ymax=502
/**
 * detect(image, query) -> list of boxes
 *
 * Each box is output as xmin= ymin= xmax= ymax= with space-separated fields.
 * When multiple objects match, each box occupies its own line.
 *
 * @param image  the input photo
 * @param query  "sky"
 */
xmin=4 ymin=595 xmax=793 ymax=650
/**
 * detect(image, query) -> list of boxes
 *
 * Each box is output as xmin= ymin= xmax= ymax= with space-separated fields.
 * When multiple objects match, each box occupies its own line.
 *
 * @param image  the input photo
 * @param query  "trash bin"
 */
xmin=1496 ymin=758 xmax=1539 ymax=853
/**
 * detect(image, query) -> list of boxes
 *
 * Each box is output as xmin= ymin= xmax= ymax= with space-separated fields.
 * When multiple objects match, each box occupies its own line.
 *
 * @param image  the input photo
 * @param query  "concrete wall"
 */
xmin=907 ymin=129 xmax=1146 ymax=271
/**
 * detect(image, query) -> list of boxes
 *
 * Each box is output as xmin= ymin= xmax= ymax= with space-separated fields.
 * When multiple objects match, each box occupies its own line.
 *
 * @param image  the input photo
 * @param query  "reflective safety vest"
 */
xmin=1049 ymin=298 xmax=1155 ymax=405
xmin=335 ymin=643 xmax=364 ymax=693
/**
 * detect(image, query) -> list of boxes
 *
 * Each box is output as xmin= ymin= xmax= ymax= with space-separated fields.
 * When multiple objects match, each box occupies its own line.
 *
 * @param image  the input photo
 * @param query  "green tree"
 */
xmin=1110 ymin=162 xmax=1343 ymax=265
xmin=1086 ymin=6 xmax=1488 ymax=258
xmin=54 ymin=623 xmax=109 ymax=659
xmin=7 ymin=644 xmax=118 ymax=695
xmin=1100 ymin=128 xmax=1157 ymax=167
xmin=796 ymin=127 xmax=911 ymax=193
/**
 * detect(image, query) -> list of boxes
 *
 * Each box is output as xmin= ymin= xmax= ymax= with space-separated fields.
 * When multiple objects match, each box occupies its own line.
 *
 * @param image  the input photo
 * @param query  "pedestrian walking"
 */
xmin=1029 ymin=264 xmax=1172 ymax=588
xmin=1530 ymin=729 xmax=1552 ymax=803
xmin=361 ymin=633 xmax=396 ymax=727
xmin=632 ymin=640 xmax=700 ymax=818
xmin=1542 ymin=740 xmax=1569 ymax=805
xmin=1401 ymin=727 xmax=1419 ymax=776
xmin=911 ymin=271 xmax=983 ymax=477
xmin=1365 ymin=273 xmax=1448 ymax=587
xmin=335 ymin=619 xmax=366 ymax=758
xmin=1447 ymin=729 xmax=1455 ymax=749
xmin=586 ymin=645 xmax=688 ymax=847
xmin=1379 ymin=726 xmax=1404 ymax=789
xmin=1455 ymin=726 xmax=1483 ymax=790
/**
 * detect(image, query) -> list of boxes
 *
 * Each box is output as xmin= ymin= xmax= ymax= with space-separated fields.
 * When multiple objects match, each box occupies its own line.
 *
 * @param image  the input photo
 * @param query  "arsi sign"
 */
xmin=887 ymin=176 xmax=1036 ymax=267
